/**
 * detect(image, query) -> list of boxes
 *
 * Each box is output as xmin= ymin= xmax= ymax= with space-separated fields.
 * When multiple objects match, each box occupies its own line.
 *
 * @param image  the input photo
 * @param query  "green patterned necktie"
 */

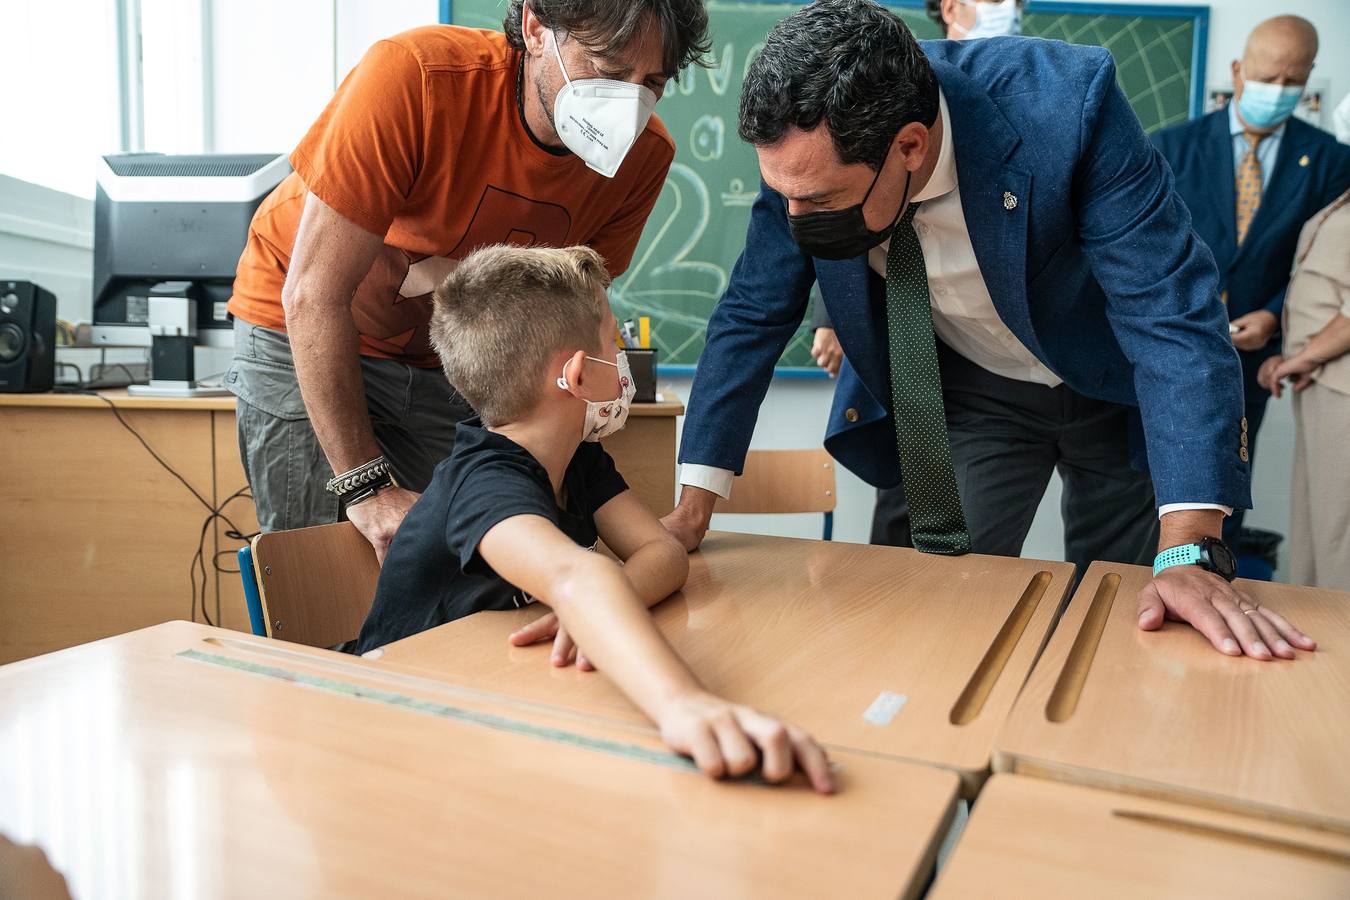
xmin=884 ymin=202 xmax=971 ymax=555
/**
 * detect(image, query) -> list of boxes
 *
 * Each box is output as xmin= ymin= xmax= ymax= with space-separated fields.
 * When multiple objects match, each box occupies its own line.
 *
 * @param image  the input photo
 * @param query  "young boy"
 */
xmin=355 ymin=245 xmax=833 ymax=793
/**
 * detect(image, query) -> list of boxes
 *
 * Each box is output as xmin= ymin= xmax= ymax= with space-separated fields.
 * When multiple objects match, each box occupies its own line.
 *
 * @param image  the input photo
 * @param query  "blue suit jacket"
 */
xmin=1152 ymin=110 xmax=1350 ymax=398
xmin=680 ymin=37 xmax=1251 ymax=511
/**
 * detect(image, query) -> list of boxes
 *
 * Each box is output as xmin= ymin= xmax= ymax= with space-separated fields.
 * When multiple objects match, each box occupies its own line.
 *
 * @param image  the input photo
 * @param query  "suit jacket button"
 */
xmin=1239 ymin=447 xmax=1250 ymax=463
xmin=1241 ymin=417 xmax=1249 ymax=431
xmin=845 ymin=408 xmax=860 ymax=423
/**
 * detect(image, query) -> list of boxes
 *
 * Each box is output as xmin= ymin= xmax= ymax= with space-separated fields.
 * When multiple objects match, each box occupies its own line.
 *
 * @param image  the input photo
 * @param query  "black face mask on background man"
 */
xmin=788 ymin=164 xmax=913 ymax=261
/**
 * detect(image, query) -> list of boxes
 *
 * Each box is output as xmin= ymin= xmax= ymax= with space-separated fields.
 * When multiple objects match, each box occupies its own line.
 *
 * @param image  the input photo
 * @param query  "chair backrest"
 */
xmin=714 ymin=449 xmax=837 ymax=515
xmin=249 ymin=522 xmax=380 ymax=648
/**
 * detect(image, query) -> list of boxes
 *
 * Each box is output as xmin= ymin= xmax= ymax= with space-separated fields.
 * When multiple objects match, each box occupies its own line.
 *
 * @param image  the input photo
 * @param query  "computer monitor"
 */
xmin=90 ymin=152 xmax=291 ymax=353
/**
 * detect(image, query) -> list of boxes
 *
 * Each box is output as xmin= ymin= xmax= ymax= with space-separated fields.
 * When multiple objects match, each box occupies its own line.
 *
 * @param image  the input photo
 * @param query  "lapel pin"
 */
xmin=1299 ymin=154 xmax=1310 ymax=167
xmin=1003 ymin=191 xmax=1018 ymax=211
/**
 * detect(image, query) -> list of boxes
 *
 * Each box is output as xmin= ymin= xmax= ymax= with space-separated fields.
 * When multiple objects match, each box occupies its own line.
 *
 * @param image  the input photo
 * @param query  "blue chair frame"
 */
xmin=238 ymin=544 xmax=267 ymax=636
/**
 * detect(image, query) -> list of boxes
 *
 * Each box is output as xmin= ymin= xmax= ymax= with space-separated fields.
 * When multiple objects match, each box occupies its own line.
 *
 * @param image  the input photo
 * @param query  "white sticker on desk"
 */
xmin=862 ymin=691 xmax=908 ymax=727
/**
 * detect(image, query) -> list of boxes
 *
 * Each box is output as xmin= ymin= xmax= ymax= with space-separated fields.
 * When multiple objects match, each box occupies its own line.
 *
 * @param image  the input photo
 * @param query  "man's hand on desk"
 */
xmin=509 ymin=612 xmax=594 ymax=671
xmin=346 ymin=486 xmax=420 ymax=566
xmin=660 ymin=485 xmax=718 ymax=552
xmin=1137 ymin=510 xmax=1316 ymax=660
xmin=1137 ymin=567 xmax=1315 ymax=660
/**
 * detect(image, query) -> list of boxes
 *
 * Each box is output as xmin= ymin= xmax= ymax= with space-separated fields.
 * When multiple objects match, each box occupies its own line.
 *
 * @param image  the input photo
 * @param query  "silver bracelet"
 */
xmin=325 ymin=456 xmax=391 ymax=496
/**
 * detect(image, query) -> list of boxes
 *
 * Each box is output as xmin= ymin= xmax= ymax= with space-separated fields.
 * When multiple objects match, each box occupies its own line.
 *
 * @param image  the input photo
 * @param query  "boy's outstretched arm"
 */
xmin=510 ymin=490 xmax=688 ymax=668
xmin=479 ymin=514 xmax=834 ymax=793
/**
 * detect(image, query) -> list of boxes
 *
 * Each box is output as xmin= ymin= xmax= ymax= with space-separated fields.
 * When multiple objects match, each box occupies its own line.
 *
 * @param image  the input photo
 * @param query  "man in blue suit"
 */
xmin=662 ymin=0 xmax=1318 ymax=659
xmin=1153 ymin=15 xmax=1350 ymax=544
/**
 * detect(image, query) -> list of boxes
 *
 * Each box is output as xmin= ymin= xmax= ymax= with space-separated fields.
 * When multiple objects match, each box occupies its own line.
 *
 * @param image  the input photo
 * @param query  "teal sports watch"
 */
xmin=1153 ymin=537 xmax=1237 ymax=581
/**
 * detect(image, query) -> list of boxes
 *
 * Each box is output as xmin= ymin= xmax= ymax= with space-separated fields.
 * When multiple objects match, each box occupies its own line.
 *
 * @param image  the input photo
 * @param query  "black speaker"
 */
xmin=0 ymin=280 xmax=57 ymax=393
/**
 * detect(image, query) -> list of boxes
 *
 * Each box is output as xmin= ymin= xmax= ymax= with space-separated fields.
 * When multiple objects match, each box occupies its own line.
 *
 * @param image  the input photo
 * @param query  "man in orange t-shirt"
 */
xmin=225 ymin=0 xmax=709 ymax=561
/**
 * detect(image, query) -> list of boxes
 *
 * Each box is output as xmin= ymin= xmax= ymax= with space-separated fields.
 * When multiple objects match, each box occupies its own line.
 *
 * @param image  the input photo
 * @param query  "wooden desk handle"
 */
xmin=1045 ymin=572 xmax=1121 ymax=723
xmin=949 ymin=571 xmax=1054 ymax=725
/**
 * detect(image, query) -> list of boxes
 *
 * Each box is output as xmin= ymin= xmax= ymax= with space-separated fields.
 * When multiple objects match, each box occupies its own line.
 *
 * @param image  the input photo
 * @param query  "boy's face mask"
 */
xmin=557 ymin=351 xmax=635 ymax=442
xmin=549 ymin=30 xmax=658 ymax=178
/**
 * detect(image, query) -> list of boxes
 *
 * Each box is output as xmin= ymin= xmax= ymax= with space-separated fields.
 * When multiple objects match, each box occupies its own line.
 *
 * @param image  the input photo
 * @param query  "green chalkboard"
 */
xmin=443 ymin=1 xmax=1207 ymax=371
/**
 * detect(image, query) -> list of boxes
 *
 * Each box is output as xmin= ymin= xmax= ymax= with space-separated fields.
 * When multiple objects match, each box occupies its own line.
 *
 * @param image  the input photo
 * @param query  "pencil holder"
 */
xmin=625 ymin=348 xmax=657 ymax=403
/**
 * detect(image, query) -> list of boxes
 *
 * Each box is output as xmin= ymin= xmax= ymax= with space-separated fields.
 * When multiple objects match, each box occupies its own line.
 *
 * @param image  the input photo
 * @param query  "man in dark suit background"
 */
xmin=662 ymin=0 xmax=1319 ymax=660
xmin=1153 ymin=15 xmax=1350 ymax=544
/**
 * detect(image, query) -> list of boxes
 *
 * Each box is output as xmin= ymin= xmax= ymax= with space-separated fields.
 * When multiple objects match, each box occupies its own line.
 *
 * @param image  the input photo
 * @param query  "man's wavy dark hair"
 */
xmin=740 ymin=0 xmax=939 ymax=169
xmin=503 ymin=0 xmax=711 ymax=76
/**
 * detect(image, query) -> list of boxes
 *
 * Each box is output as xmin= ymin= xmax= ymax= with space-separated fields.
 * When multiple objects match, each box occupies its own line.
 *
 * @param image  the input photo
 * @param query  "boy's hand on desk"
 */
xmin=1137 ymin=567 xmax=1317 ymax=660
xmin=509 ymin=613 xmax=594 ymax=671
xmin=658 ymin=692 xmax=835 ymax=795
xmin=346 ymin=486 xmax=420 ymax=566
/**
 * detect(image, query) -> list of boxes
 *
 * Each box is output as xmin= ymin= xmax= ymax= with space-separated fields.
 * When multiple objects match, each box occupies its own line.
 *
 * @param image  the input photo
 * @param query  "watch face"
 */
xmin=1205 ymin=539 xmax=1237 ymax=579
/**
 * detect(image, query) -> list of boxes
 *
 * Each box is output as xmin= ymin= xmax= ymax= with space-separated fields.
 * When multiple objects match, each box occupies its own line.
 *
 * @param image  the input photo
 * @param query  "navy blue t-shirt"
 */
xmin=354 ymin=419 xmax=628 ymax=653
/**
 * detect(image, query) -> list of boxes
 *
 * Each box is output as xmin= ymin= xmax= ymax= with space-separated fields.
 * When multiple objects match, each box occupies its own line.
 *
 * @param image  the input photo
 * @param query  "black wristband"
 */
xmin=341 ymin=470 xmax=396 ymax=508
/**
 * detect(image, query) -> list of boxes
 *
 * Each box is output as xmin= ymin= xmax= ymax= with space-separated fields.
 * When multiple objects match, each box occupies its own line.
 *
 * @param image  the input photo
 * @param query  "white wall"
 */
xmin=0 ymin=176 xmax=94 ymax=323
xmin=0 ymin=1 xmax=122 ymax=198
xmin=209 ymin=0 xmax=439 ymax=154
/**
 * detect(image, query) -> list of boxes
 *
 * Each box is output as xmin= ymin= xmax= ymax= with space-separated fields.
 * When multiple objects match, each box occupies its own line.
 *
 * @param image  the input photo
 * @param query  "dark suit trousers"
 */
xmin=871 ymin=343 xmax=1159 ymax=574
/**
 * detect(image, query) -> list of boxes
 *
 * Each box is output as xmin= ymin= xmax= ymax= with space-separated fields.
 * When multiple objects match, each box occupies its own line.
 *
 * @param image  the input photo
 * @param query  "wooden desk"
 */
xmin=0 ymin=389 xmax=681 ymax=664
xmin=995 ymin=562 xmax=1350 ymax=834
xmin=931 ymin=776 xmax=1350 ymax=899
xmin=0 ymin=621 xmax=959 ymax=900
xmin=370 ymin=531 xmax=1076 ymax=793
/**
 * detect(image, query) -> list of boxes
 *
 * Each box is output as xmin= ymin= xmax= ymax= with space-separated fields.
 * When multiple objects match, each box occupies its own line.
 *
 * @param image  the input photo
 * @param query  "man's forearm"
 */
xmin=284 ymin=291 xmax=383 ymax=475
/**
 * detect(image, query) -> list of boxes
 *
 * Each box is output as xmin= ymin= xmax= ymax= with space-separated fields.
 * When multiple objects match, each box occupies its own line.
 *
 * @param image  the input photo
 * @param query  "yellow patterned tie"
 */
xmin=1235 ymin=132 xmax=1264 ymax=245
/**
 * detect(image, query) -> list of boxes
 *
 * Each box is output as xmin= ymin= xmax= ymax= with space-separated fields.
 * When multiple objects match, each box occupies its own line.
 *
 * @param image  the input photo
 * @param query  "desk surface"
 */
xmin=371 ymin=531 xmax=1076 ymax=791
xmin=931 ymin=775 xmax=1350 ymax=899
xmin=0 ymin=621 xmax=958 ymax=900
xmin=0 ymin=388 xmax=685 ymax=416
xmin=995 ymin=562 xmax=1350 ymax=834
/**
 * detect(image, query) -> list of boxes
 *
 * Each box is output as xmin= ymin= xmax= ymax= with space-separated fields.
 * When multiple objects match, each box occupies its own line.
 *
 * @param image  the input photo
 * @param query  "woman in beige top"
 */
xmin=1258 ymin=188 xmax=1350 ymax=589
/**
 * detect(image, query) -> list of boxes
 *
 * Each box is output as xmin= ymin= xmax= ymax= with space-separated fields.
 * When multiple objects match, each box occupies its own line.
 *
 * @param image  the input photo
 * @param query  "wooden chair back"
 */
xmin=250 ymin=521 xmax=379 ymax=648
xmin=714 ymin=449 xmax=837 ymax=515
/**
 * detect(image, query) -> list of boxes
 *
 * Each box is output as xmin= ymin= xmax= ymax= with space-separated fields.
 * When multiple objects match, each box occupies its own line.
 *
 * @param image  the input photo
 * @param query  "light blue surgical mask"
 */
xmin=953 ymin=0 xmax=1022 ymax=40
xmin=1238 ymin=74 xmax=1303 ymax=130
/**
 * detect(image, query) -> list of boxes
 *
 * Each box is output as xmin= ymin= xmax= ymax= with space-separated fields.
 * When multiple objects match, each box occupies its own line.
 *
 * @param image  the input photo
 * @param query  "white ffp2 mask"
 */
xmin=953 ymin=0 xmax=1022 ymax=39
xmin=550 ymin=30 xmax=658 ymax=178
xmin=557 ymin=351 xmax=636 ymax=442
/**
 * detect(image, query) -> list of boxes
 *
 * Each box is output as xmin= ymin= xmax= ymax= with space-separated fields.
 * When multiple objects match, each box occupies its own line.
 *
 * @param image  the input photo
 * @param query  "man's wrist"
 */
xmin=1157 ymin=508 xmax=1224 ymax=553
xmin=676 ymin=484 xmax=719 ymax=517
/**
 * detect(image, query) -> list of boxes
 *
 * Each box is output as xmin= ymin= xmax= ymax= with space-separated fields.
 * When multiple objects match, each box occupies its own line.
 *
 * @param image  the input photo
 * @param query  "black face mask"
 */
xmin=787 ymin=166 xmax=913 ymax=261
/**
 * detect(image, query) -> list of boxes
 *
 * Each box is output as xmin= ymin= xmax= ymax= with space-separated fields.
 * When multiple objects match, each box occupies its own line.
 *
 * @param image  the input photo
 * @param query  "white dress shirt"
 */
xmin=682 ymin=92 xmax=1229 ymax=520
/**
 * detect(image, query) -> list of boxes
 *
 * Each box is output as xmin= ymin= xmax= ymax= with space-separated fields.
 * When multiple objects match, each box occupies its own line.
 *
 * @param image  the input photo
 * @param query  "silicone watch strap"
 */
xmin=1153 ymin=543 xmax=1203 ymax=577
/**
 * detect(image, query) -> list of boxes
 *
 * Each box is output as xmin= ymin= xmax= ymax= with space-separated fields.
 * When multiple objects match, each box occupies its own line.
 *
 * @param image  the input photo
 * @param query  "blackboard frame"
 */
xmin=436 ymin=0 xmax=1211 ymax=379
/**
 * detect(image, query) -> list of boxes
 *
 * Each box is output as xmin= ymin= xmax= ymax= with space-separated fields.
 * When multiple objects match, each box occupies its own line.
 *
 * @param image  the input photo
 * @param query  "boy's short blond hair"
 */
xmin=431 ymin=245 xmax=613 ymax=427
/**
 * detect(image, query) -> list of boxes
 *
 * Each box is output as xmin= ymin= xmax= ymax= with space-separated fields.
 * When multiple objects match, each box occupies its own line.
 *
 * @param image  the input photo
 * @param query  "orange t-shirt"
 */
xmin=228 ymin=26 xmax=674 ymax=367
